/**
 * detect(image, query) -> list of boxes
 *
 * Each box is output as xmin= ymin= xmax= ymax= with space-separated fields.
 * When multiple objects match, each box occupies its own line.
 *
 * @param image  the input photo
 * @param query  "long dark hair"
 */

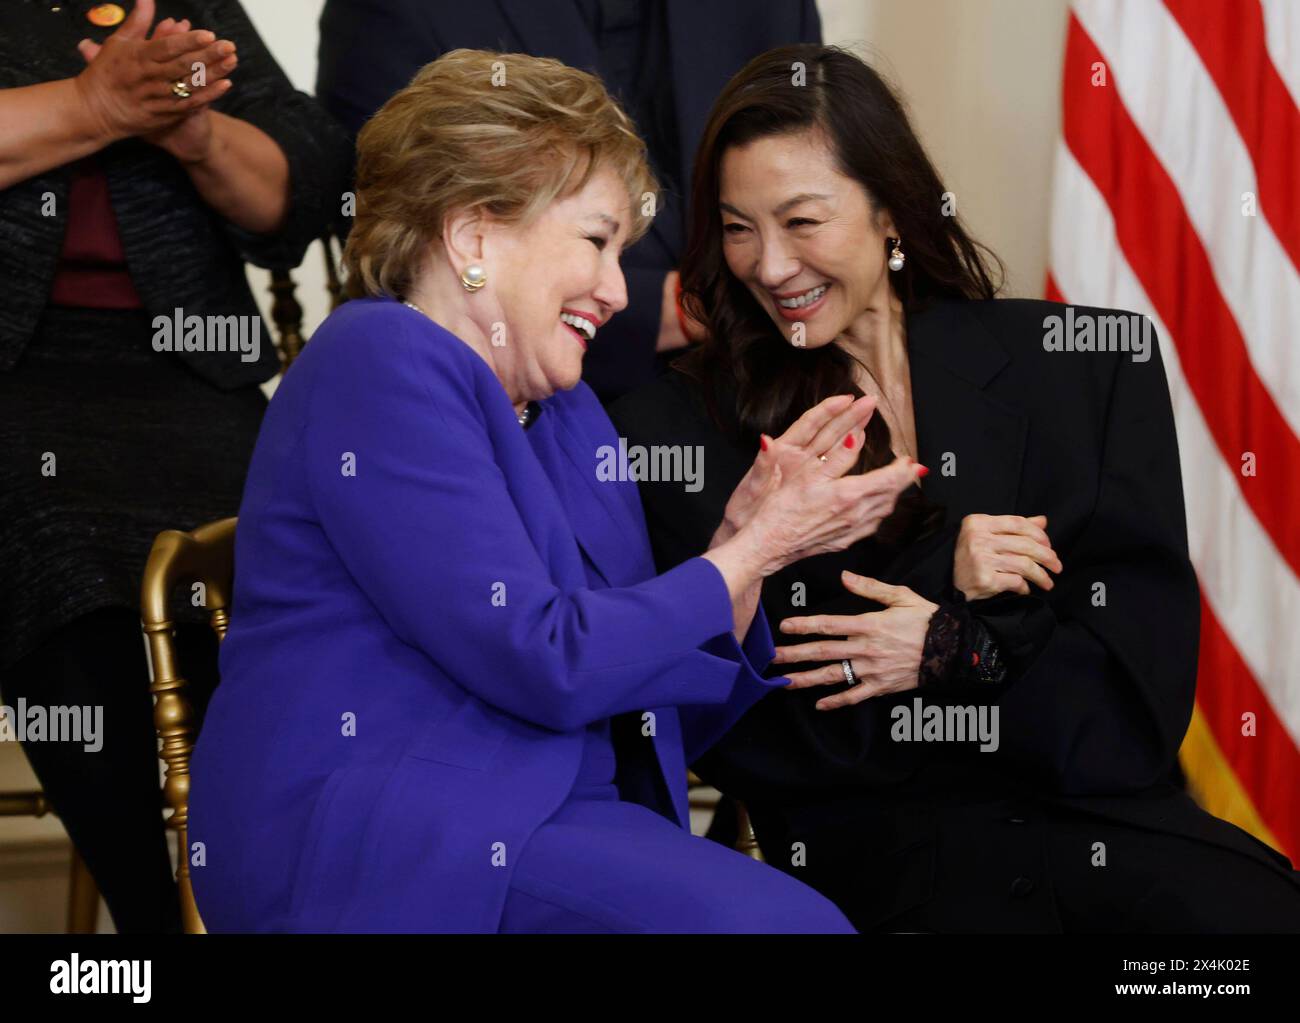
xmin=677 ymin=45 xmax=1003 ymax=545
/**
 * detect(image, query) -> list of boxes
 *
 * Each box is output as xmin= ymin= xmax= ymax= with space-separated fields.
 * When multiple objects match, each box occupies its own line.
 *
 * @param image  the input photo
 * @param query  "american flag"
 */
xmin=1047 ymin=0 xmax=1299 ymax=858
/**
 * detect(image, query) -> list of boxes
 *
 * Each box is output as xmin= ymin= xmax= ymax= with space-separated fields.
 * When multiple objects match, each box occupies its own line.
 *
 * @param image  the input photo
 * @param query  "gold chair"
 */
xmin=140 ymin=516 xmax=238 ymax=935
xmin=267 ymin=233 xmax=347 ymax=367
xmin=735 ymin=801 xmax=763 ymax=861
xmin=688 ymin=771 xmax=764 ymax=862
xmin=0 ymin=792 xmax=100 ymax=932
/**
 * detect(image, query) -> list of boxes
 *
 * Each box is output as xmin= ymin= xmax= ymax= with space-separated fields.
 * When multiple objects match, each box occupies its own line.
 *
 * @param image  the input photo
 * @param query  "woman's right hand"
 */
xmin=71 ymin=0 xmax=237 ymax=145
xmin=744 ymin=452 xmax=921 ymax=577
xmin=712 ymin=392 xmax=878 ymax=547
xmin=701 ymin=396 xmax=921 ymax=608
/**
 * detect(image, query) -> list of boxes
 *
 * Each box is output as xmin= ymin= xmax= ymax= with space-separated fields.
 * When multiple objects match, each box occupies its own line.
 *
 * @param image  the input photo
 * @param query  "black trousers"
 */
xmin=1 ymin=606 xmax=219 ymax=933
xmin=748 ymin=793 xmax=1300 ymax=934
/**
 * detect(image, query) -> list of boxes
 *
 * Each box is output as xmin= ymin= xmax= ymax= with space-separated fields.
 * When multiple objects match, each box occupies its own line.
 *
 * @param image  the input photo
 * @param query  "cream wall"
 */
xmin=0 ymin=0 xmax=1072 ymax=932
xmin=820 ymin=0 xmax=1071 ymax=296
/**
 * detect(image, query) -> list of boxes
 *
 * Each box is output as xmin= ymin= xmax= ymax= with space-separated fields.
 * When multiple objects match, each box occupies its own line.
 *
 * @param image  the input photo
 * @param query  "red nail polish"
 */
xmin=843 ymin=434 xmax=855 ymax=449
xmin=760 ymin=435 xmax=769 ymax=452
xmin=915 ymin=463 xmax=930 ymax=477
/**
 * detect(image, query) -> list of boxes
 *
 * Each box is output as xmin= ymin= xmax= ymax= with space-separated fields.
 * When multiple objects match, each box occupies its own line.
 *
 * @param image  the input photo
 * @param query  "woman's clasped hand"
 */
xmin=769 ymin=508 xmax=1065 ymax=710
xmin=72 ymin=0 xmax=237 ymax=156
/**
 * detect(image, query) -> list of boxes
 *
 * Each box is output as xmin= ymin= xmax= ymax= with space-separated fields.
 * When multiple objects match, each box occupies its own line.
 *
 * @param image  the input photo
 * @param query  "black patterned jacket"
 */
xmin=0 ymin=0 xmax=352 ymax=388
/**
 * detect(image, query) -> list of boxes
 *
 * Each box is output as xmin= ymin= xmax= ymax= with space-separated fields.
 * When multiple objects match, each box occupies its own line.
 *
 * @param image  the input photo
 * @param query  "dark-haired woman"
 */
xmin=610 ymin=43 xmax=1300 ymax=933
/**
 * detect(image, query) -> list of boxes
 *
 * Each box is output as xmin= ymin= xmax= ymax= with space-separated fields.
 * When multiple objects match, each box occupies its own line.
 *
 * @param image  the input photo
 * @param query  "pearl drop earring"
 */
xmin=888 ymin=239 xmax=905 ymax=272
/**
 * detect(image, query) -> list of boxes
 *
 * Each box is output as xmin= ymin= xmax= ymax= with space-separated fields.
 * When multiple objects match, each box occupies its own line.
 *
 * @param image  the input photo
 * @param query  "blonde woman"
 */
xmin=187 ymin=50 xmax=925 ymax=933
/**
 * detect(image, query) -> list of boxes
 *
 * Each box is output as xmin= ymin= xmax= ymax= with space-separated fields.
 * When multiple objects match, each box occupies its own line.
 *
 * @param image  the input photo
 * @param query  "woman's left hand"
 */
xmin=773 ymin=570 xmax=938 ymax=710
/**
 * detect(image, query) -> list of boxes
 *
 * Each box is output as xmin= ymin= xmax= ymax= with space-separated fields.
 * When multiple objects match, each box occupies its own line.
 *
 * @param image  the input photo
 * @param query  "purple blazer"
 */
xmin=188 ymin=296 xmax=783 ymax=932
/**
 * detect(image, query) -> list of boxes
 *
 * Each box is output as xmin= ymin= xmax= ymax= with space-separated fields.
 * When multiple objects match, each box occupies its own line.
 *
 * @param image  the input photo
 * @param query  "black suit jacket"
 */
xmin=610 ymin=297 xmax=1300 ymax=929
xmin=315 ymin=0 xmax=821 ymax=401
xmin=0 ymin=0 xmax=352 ymax=390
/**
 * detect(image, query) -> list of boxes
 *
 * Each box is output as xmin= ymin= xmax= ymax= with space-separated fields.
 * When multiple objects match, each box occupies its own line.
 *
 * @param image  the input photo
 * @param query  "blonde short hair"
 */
xmin=342 ymin=49 xmax=658 ymax=300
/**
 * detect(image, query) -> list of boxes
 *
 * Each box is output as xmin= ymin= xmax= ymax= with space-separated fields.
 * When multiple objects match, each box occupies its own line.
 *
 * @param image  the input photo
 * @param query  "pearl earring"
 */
xmin=888 ymin=239 xmax=905 ymax=272
xmin=460 ymin=264 xmax=487 ymax=292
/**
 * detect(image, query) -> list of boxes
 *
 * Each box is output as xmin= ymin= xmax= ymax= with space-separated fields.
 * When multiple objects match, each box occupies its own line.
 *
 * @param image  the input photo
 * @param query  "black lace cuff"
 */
xmin=918 ymin=587 xmax=1009 ymax=687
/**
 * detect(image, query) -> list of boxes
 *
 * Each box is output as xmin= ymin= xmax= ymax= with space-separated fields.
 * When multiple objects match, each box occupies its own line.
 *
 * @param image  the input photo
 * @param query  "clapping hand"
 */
xmin=712 ymin=393 xmax=877 ymax=548
xmin=73 ymin=0 xmax=237 ymax=161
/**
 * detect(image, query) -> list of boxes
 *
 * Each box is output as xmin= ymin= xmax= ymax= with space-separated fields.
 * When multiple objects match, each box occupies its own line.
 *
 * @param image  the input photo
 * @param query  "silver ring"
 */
xmin=172 ymin=80 xmax=192 ymax=99
xmin=818 ymin=454 xmax=829 ymax=462
xmin=841 ymin=659 xmax=858 ymax=686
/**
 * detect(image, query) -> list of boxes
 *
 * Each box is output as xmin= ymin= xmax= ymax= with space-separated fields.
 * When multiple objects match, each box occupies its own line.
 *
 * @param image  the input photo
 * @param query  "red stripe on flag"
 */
xmin=1164 ymin=0 xmax=1300 ymax=273
xmin=1044 ymin=272 xmax=1065 ymax=303
xmin=1061 ymin=14 xmax=1300 ymax=578
xmin=1196 ymin=592 xmax=1300 ymax=860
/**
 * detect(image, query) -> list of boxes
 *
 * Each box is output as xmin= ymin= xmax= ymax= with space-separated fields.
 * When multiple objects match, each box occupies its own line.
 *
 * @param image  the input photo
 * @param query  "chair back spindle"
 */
xmin=140 ymin=517 xmax=238 ymax=935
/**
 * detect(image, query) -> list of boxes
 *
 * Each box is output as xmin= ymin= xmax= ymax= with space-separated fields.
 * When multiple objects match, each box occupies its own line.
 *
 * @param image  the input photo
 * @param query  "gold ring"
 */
xmin=172 ymin=80 xmax=192 ymax=99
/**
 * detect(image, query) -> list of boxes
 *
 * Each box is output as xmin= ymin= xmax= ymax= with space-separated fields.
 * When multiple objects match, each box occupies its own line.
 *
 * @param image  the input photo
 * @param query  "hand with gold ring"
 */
xmin=134 ymin=15 xmax=240 ymax=163
xmin=72 ymin=0 xmax=238 ymax=149
xmin=711 ymin=393 xmax=877 ymax=550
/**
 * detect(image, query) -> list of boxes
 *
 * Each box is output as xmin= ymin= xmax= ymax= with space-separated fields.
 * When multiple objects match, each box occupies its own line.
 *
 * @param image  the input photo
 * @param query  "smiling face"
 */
xmin=479 ymin=166 xmax=632 ymax=399
xmin=719 ymin=128 xmax=896 ymax=349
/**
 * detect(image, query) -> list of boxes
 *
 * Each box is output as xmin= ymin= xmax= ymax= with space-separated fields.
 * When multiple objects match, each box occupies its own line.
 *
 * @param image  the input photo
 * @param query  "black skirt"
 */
xmin=0 ymin=305 xmax=266 ymax=669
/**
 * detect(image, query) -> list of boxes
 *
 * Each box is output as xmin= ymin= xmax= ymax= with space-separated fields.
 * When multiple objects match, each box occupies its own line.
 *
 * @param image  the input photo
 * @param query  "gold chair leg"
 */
xmin=175 ymin=822 xmax=207 ymax=934
xmin=735 ymin=801 xmax=764 ymax=861
xmin=66 ymin=846 xmax=101 ymax=934
xmin=269 ymin=269 xmax=305 ymax=367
